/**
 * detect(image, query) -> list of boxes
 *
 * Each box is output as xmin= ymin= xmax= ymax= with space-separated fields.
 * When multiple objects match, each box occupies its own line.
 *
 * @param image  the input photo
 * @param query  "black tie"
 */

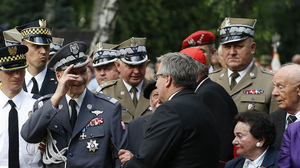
xmin=8 ymin=100 xmax=20 ymax=168
xmin=31 ymin=77 xmax=39 ymax=94
xmin=287 ymin=115 xmax=297 ymax=125
xmin=69 ymin=99 xmax=77 ymax=130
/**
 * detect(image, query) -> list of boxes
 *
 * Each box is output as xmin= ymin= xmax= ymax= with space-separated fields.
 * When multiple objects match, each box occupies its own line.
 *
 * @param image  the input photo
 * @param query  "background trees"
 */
xmin=0 ymin=0 xmax=299 ymax=63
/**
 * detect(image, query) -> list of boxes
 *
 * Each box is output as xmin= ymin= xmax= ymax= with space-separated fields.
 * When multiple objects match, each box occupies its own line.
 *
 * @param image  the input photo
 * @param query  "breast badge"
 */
xmin=86 ymin=140 xmax=99 ymax=152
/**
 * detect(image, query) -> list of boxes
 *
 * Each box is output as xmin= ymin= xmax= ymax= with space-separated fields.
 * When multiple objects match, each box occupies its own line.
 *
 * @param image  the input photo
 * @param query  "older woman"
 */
xmin=225 ymin=110 xmax=279 ymax=168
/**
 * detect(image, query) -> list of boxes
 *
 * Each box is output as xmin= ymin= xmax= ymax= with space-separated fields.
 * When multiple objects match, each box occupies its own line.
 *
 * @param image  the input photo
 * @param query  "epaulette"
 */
xmin=260 ymin=68 xmax=276 ymax=76
xmin=209 ymin=68 xmax=222 ymax=74
xmin=94 ymin=92 xmax=119 ymax=105
xmin=99 ymin=80 xmax=117 ymax=91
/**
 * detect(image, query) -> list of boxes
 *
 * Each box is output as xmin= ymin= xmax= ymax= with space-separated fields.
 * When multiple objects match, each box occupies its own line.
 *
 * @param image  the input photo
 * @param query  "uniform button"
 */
xmin=46 ymin=114 xmax=50 ymax=119
xmin=69 ymin=153 xmax=73 ymax=157
xmin=251 ymin=97 xmax=254 ymax=100
xmin=90 ymin=133 xmax=93 ymax=137
xmin=62 ymin=130 xmax=65 ymax=134
xmin=54 ymin=125 xmax=58 ymax=128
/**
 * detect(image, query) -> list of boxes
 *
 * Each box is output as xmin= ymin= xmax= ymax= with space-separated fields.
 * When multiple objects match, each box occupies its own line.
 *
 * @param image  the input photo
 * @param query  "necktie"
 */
xmin=130 ymin=87 xmax=138 ymax=107
xmin=31 ymin=77 xmax=39 ymax=94
xmin=287 ymin=115 xmax=297 ymax=125
xmin=69 ymin=99 xmax=77 ymax=130
xmin=8 ymin=100 xmax=20 ymax=168
xmin=230 ymin=72 xmax=240 ymax=90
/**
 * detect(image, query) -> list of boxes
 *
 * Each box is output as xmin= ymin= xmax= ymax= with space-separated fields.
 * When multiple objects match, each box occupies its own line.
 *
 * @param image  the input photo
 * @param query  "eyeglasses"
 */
xmin=153 ymin=74 xmax=164 ymax=81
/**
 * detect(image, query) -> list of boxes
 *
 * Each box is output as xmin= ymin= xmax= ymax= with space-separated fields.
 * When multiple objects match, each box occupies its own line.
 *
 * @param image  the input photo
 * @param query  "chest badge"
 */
xmin=87 ymin=140 xmax=99 ymax=152
xmin=91 ymin=110 xmax=103 ymax=116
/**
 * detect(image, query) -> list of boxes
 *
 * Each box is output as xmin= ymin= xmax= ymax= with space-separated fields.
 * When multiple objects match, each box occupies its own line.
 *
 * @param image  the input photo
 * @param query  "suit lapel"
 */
xmin=135 ymin=79 xmax=151 ymax=117
xmin=40 ymin=68 xmax=57 ymax=95
xmin=261 ymin=147 xmax=278 ymax=167
xmin=55 ymin=97 xmax=72 ymax=133
xmin=115 ymin=79 xmax=136 ymax=116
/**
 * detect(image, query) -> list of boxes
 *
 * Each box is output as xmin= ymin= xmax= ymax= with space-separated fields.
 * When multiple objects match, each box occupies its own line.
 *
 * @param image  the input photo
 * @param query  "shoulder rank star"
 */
xmin=87 ymin=140 xmax=99 ymax=152
xmin=91 ymin=110 xmax=103 ymax=116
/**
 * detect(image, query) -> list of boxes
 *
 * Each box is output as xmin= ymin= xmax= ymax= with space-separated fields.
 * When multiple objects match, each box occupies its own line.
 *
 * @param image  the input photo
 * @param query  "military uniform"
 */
xmin=99 ymin=78 xmax=152 ymax=124
xmin=21 ymin=90 xmax=128 ymax=168
xmin=209 ymin=64 xmax=278 ymax=114
xmin=21 ymin=41 xmax=128 ymax=168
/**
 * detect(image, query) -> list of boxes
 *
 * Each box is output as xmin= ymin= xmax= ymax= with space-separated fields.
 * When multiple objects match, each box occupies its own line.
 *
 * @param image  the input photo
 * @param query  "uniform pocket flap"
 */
xmin=84 ymin=126 xmax=105 ymax=139
xmin=241 ymin=94 xmax=266 ymax=103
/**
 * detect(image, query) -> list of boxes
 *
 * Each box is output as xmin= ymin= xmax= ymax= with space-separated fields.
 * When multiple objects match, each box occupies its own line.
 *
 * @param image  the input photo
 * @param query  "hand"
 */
xmin=38 ymin=137 xmax=47 ymax=154
xmin=118 ymin=149 xmax=133 ymax=164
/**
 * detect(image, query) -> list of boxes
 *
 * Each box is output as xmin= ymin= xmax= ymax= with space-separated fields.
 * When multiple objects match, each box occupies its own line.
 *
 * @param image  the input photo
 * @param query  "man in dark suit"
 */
xmin=128 ymin=80 xmax=161 ymax=155
xmin=270 ymin=64 xmax=300 ymax=150
xmin=21 ymin=41 xmax=128 ymax=167
xmin=119 ymin=52 xmax=219 ymax=168
xmin=16 ymin=19 xmax=57 ymax=97
xmin=181 ymin=47 xmax=238 ymax=167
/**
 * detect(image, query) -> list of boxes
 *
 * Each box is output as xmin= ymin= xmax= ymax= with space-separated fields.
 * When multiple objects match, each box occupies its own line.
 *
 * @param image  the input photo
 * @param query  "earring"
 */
xmin=256 ymin=142 xmax=261 ymax=147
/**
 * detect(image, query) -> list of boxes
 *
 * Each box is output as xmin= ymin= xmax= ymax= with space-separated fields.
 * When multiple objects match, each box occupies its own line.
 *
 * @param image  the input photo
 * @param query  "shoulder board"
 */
xmin=99 ymin=80 xmax=117 ymax=90
xmin=209 ymin=69 xmax=222 ymax=74
xmin=37 ymin=94 xmax=53 ymax=101
xmin=260 ymin=68 xmax=276 ymax=76
xmin=94 ymin=92 xmax=119 ymax=104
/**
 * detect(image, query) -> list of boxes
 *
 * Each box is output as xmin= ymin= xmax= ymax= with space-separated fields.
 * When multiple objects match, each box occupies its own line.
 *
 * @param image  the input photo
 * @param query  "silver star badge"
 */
xmin=91 ymin=110 xmax=103 ymax=116
xmin=86 ymin=140 xmax=99 ymax=152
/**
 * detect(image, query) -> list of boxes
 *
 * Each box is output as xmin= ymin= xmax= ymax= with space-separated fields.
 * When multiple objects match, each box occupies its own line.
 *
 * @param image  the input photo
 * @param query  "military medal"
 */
xmin=86 ymin=140 xmax=99 ymax=152
xmin=243 ymin=89 xmax=264 ymax=94
xmin=80 ymin=132 xmax=86 ymax=140
xmin=91 ymin=110 xmax=103 ymax=116
xmin=248 ymin=103 xmax=255 ymax=110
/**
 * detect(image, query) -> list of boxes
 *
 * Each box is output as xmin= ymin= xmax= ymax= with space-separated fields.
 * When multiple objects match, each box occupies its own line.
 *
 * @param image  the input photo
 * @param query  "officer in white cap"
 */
xmin=21 ymin=41 xmax=128 ymax=168
xmin=209 ymin=17 xmax=279 ymax=114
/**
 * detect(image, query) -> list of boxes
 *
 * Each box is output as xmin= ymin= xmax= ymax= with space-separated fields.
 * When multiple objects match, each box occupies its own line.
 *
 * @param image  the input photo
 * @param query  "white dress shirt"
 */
xmin=25 ymin=67 xmax=47 ymax=93
xmin=0 ymin=90 xmax=42 ymax=167
xmin=228 ymin=61 xmax=253 ymax=85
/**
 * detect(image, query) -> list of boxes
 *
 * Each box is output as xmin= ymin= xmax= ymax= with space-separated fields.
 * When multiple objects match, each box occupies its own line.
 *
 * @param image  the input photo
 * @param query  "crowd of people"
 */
xmin=0 ymin=16 xmax=300 ymax=168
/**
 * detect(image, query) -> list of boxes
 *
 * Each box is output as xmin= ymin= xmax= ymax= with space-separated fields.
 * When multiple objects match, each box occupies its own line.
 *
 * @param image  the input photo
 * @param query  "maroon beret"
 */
xmin=182 ymin=30 xmax=215 ymax=49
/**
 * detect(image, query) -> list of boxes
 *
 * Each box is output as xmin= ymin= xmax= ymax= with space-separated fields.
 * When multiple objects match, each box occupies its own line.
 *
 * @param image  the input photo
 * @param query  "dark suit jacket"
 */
xmin=123 ymin=89 xmax=220 ymax=168
xmin=21 ymin=89 xmax=128 ymax=168
xmin=23 ymin=68 xmax=57 ymax=96
xmin=270 ymin=109 xmax=286 ymax=151
xmin=225 ymin=146 xmax=279 ymax=168
xmin=195 ymin=76 xmax=238 ymax=167
xmin=128 ymin=114 xmax=153 ymax=155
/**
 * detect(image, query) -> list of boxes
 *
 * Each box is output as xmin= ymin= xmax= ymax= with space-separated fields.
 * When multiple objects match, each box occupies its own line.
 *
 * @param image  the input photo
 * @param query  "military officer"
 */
xmin=99 ymin=37 xmax=152 ymax=125
xmin=16 ymin=19 xmax=57 ymax=97
xmin=21 ymin=41 xmax=128 ymax=167
xmin=92 ymin=42 xmax=120 ymax=88
xmin=0 ymin=45 xmax=42 ymax=167
xmin=209 ymin=17 xmax=278 ymax=114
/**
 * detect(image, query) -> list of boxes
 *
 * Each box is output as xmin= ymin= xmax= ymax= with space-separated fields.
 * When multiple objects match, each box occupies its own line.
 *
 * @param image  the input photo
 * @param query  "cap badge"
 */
xmin=70 ymin=43 xmax=79 ymax=56
xmin=225 ymin=18 xmax=230 ymax=26
xmin=188 ymin=38 xmax=196 ymax=45
xmin=39 ymin=19 xmax=47 ymax=28
xmin=86 ymin=140 xmax=99 ymax=152
xmin=131 ymin=37 xmax=137 ymax=47
xmin=8 ymin=46 xmax=17 ymax=56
